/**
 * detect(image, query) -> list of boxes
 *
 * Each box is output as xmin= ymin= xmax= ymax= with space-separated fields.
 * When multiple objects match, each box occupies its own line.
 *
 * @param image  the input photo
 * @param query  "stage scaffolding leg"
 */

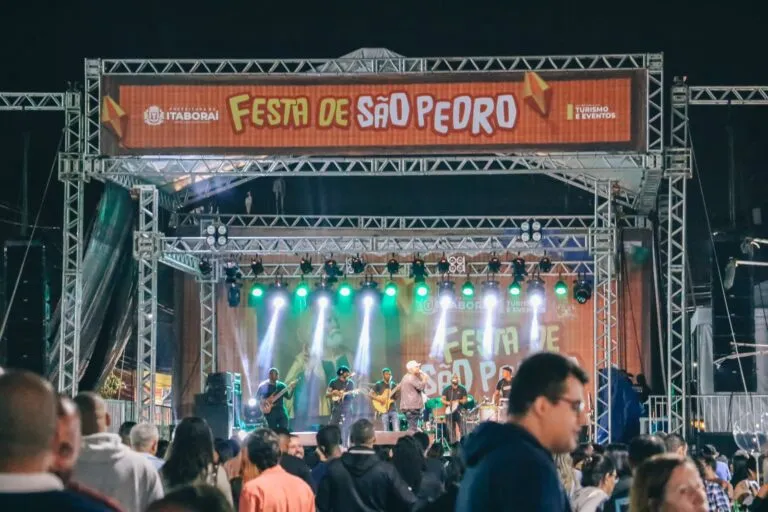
xmin=592 ymin=180 xmax=618 ymax=443
xmin=58 ymin=90 xmax=84 ymax=396
xmin=200 ymin=280 xmax=218 ymax=390
xmin=663 ymin=79 xmax=692 ymax=436
xmin=134 ymin=185 xmax=159 ymax=423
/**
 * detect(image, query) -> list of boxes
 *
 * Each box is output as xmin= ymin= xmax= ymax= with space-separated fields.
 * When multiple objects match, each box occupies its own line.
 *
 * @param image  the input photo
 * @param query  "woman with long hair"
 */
xmin=630 ymin=453 xmax=707 ymax=512
xmin=161 ymin=417 xmax=233 ymax=506
xmin=571 ymin=455 xmax=616 ymax=511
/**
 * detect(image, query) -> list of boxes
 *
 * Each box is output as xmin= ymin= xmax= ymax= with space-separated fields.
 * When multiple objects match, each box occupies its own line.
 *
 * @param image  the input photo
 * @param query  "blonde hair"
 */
xmin=555 ymin=453 xmax=576 ymax=494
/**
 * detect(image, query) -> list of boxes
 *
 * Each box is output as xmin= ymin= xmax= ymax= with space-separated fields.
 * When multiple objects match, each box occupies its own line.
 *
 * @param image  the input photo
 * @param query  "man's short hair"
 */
xmin=663 ymin=433 xmax=686 ymax=453
xmin=412 ymin=432 xmax=430 ymax=452
xmin=382 ymin=368 xmax=391 ymax=374
xmin=628 ymin=434 xmax=666 ymax=469
xmin=245 ymin=429 xmax=281 ymax=471
xmin=315 ymin=425 xmax=342 ymax=456
xmin=73 ymin=392 xmax=107 ymax=436
xmin=337 ymin=366 xmax=350 ymax=376
xmin=501 ymin=365 xmax=513 ymax=373
xmin=349 ymin=419 xmax=375 ymax=446
xmin=118 ymin=421 xmax=137 ymax=438
xmin=0 ymin=371 xmax=57 ymax=462
xmin=268 ymin=368 xmax=278 ymax=374
xmin=130 ymin=423 xmax=160 ymax=451
xmin=507 ymin=352 xmax=589 ymax=416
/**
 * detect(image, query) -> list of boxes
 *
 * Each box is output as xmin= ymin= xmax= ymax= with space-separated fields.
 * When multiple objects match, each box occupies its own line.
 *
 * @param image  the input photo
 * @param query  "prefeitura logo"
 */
xmin=143 ymin=106 xmax=220 ymax=126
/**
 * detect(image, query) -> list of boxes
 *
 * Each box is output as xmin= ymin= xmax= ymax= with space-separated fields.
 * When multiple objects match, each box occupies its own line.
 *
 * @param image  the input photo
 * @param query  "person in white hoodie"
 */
xmin=571 ymin=454 xmax=616 ymax=512
xmin=72 ymin=392 xmax=164 ymax=511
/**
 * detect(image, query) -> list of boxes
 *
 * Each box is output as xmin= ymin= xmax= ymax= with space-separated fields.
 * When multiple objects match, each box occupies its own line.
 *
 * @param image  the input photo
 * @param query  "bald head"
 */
xmin=73 ymin=392 xmax=110 ymax=436
xmin=0 ymin=371 xmax=57 ymax=471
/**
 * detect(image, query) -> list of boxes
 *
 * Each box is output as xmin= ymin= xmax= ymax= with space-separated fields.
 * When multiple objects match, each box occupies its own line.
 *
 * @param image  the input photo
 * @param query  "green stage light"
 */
xmin=250 ymin=283 xmax=265 ymax=298
xmin=384 ymin=282 xmax=398 ymax=297
xmin=338 ymin=282 xmax=353 ymax=297
xmin=415 ymin=282 xmax=429 ymax=297
xmin=508 ymin=280 xmax=522 ymax=296
xmin=295 ymin=282 xmax=309 ymax=298
xmin=461 ymin=280 xmax=475 ymax=297
xmin=554 ymin=279 xmax=568 ymax=296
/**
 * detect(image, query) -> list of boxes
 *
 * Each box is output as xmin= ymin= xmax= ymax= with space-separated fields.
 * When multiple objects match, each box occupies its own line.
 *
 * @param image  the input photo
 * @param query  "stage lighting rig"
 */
xmin=359 ymin=275 xmax=380 ymax=305
xmin=338 ymin=280 xmax=353 ymax=297
xmin=386 ymin=255 xmax=400 ymax=276
xmin=224 ymin=261 xmax=242 ymax=284
xmin=299 ymin=256 xmax=313 ymax=275
xmin=512 ymin=255 xmax=527 ymax=280
xmin=199 ymin=258 xmax=213 ymax=276
xmin=481 ymin=280 xmax=500 ymax=308
xmin=242 ymin=398 xmax=261 ymax=425
xmin=573 ymin=274 xmax=593 ymax=304
xmin=205 ymin=224 xmax=228 ymax=247
xmin=227 ymin=283 xmax=241 ymax=307
xmin=554 ymin=275 xmax=568 ymax=296
xmin=520 ymin=220 xmax=542 ymax=243
xmin=410 ymin=256 xmax=428 ymax=283
xmin=461 ymin=278 xmax=475 ymax=297
xmin=538 ymin=256 xmax=553 ymax=273
xmin=384 ymin=282 xmax=398 ymax=297
xmin=268 ymin=277 xmax=290 ymax=308
xmin=527 ymin=276 xmax=545 ymax=306
xmin=350 ymin=255 xmax=367 ymax=274
xmin=487 ymin=254 xmax=502 ymax=274
xmin=437 ymin=279 xmax=456 ymax=309
xmin=508 ymin=279 xmax=522 ymax=297
xmin=248 ymin=282 xmax=266 ymax=306
xmin=250 ymin=258 xmax=264 ymax=277
xmin=295 ymin=281 xmax=310 ymax=298
xmin=313 ymin=279 xmax=334 ymax=307
xmin=323 ymin=258 xmax=342 ymax=283
xmin=437 ymin=254 xmax=450 ymax=275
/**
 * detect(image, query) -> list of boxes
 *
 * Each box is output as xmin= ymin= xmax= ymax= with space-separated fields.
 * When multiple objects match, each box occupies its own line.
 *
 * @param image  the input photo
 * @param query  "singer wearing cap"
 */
xmin=399 ymin=361 xmax=428 ymax=431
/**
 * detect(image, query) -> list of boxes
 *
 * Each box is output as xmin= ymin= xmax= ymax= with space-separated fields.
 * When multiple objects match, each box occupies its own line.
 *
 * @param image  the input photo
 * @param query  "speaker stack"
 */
xmin=194 ymin=372 xmax=242 ymax=439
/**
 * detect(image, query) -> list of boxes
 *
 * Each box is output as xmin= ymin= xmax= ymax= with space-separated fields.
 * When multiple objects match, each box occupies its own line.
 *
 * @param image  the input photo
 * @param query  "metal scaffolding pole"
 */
xmin=134 ymin=185 xmax=160 ymax=422
xmin=200 ymin=280 xmax=217 ymax=390
xmin=662 ymin=79 xmax=692 ymax=435
xmin=592 ymin=180 xmax=618 ymax=442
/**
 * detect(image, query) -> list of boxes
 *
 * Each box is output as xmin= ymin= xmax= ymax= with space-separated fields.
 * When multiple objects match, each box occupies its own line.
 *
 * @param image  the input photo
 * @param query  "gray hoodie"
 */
xmin=73 ymin=432 xmax=164 ymax=512
xmin=571 ymin=486 xmax=609 ymax=512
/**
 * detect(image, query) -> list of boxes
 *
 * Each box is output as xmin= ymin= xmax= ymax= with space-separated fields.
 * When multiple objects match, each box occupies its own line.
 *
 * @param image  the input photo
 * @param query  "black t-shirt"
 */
xmin=495 ymin=378 xmax=512 ymax=400
xmin=257 ymin=381 xmax=289 ymax=412
xmin=328 ymin=377 xmax=355 ymax=408
xmin=442 ymin=385 xmax=468 ymax=406
xmin=373 ymin=379 xmax=398 ymax=412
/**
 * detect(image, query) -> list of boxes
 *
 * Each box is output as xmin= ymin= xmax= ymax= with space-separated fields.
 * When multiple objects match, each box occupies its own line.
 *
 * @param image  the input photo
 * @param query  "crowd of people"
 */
xmin=1 ymin=353 xmax=768 ymax=511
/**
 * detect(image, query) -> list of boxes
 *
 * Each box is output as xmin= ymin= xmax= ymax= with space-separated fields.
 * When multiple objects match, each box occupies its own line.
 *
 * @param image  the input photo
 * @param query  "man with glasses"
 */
xmin=456 ymin=352 xmax=590 ymax=512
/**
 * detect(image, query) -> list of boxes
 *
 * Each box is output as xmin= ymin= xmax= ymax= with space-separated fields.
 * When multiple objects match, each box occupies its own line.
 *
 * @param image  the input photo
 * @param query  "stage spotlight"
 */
xmin=268 ymin=278 xmax=290 ymax=308
xmin=199 ymin=258 xmax=212 ymax=276
xmin=527 ymin=277 xmax=545 ymax=307
xmin=538 ymin=256 xmax=553 ymax=273
xmin=299 ymin=256 xmax=313 ymax=275
xmin=224 ymin=261 xmax=242 ymax=284
xmin=520 ymin=221 xmax=531 ymax=242
xmin=227 ymin=283 xmax=241 ymax=307
xmin=508 ymin=279 xmax=522 ymax=297
xmin=386 ymin=256 xmax=400 ymax=276
xmin=415 ymin=281 xmax=429 ymax=297
xmin=520 ymin=220 xmax=541 ymax=243
xmin=250 ymin=258 xmax=264 ymax=277
xmin=461 ymin=279 xmax=475 ymax=297
xmin=247 ymin=398 xmax=257 ymax=407
xmin=437 ymin=255 xmax=450 ymax=275
xmin=481 ymin=280 xmax=500 ymax=304
xmin=317 ymin=295 xmax=330 ymax=308
xmin=324 ymin=258 xmax=342 ymax=283
xmin=384 ymin=281 xmax=398 ymax=297
xmin=437 ymin=280 xmax=455 ymax=308
xmin=363 ymin=295 xmax=374 ymax=308
xmin=487 ymin=255 xmax=502 ymax=274
xmin=272 ymin=295 xmax=286 ymax=308
xmin=554 ymin=278 xmax=568 ymax=296
xmin=484 ymin=293 xmax=498 ymax=308
xmin=573 ymin=276 xmax=593 ymax=304
xmin=295 ymin=282 xmax=310 ymax=298
xmin=242 ymin=399 xmax=261 ymax=425
xmin=338 ymin=281 xmax=353 ymax=297
xmin=350 ymin=255 xmax=366 ymax=274
xmin=531 ymin=221 xmax=542 ymax=242
xmin=217 ymin=224 xmax=229 ymax=246
xmin=512 ymin=256 xmax=527 ymax=280
xmin=411 ymin=257 xmax=428 ymax=282
xmin=249 ymin=283 xmax=265 ymax=298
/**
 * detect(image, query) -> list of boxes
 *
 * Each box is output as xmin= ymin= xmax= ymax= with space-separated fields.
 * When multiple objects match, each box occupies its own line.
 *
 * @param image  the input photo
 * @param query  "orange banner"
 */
xmin=101 ymin=71 xmax=644 ymax=155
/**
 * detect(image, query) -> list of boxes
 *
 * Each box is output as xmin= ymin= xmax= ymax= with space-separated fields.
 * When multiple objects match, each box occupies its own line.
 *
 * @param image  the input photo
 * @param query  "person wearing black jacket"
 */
xmin=316 ymin=418 xmax=417 ymax=512
xmin=455 ymin=352 xmax=590 ymax=512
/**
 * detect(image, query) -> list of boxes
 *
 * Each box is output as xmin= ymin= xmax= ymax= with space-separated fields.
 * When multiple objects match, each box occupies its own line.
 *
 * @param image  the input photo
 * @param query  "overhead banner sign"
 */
xmin=101 ymin=70 xmax=645 ymax=155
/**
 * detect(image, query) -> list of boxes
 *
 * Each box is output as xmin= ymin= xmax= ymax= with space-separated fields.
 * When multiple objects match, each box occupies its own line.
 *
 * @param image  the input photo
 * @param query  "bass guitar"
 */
xmin=371 ymin=383 xmax=401 ymax=414
xmin=259 ymin=379 xmax=298 ymax=414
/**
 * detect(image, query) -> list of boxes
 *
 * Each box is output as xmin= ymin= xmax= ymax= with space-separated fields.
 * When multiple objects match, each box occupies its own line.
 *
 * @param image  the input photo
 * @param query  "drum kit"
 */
xmin=417 ymin=395 xmax=506 ymax=444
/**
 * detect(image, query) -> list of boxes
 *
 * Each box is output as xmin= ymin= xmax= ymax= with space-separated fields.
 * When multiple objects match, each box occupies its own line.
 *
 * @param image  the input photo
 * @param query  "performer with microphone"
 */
xmin=399 ymin=360 xmax=428 ymax=431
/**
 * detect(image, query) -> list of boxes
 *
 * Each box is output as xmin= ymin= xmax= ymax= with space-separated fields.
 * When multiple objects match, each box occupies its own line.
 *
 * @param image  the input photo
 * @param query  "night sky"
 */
xmin=2 ymin=1 xmax=768 ymax=289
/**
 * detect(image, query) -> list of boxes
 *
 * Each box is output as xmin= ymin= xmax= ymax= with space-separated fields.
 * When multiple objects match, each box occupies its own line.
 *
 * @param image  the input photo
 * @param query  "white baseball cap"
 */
xmin=406 ymin=360 xmax=421 ymax=371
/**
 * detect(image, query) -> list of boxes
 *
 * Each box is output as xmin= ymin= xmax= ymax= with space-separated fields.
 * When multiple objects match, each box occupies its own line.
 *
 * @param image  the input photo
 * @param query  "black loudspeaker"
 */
xmin=205 ymin=372 xmax=234 ymax=404
xmin=194 ymin=393 xmax=234 ymax=440
xmin=695 ymin=432 xmax=740 ymax=459
xmin=2 ymin=241 xmax=48 ymax=374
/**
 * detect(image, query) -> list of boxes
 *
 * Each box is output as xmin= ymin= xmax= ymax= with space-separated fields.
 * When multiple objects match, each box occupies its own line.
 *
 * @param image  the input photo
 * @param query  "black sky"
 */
xmin=2 ymin=1 xmax=768 ymax=284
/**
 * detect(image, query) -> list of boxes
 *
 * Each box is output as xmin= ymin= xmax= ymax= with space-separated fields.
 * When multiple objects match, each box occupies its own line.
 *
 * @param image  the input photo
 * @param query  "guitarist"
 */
xmin=256 ymin=368 xmax=295 ymax=430
xmin=325 ymin=366 xmax=355 ymax=445
xmin=441 ymin=375 xmax=468 ymax=443
xmin=371 ymin=368 xmax=400 ymax=432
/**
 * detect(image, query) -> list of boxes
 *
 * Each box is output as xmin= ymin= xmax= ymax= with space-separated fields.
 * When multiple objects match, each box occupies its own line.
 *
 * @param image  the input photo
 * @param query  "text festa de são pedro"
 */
xmin=227 ymin=91 xmax=519 ymax=136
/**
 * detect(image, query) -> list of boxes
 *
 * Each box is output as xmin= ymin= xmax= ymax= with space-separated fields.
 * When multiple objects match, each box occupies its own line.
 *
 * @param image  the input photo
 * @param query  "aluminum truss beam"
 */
xmin=134 ymin=186 xmax=160 ymax=423
xmin=200 ymin=279 xmax=217 ymax=391
xmin=688 ymin=86 xmax=768 ymax=105
xmin=0 ymin=92 xmax=68 ymax=111
xmin=592 ymin=181 xmax=619 ymax=442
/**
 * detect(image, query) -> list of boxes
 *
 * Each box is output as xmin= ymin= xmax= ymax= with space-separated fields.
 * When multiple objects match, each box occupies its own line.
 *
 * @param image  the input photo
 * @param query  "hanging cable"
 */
xmin=0 ymin=131 xmax=63 ymax=342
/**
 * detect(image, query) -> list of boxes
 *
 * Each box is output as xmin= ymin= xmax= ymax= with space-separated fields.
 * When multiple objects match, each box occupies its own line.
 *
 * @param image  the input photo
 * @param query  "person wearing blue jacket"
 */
xmin=455 ymin=352 xmax=590 ymax=512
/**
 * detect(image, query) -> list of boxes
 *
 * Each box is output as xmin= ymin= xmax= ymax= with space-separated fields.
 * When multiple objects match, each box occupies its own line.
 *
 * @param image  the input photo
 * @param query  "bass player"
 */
xmin=370 ymin=367 xmax=400 ymax=432
xmin=256 ymin=368 xmax=296 ymax=430
xmin=325 ymin=366 xmax=356 ymax=445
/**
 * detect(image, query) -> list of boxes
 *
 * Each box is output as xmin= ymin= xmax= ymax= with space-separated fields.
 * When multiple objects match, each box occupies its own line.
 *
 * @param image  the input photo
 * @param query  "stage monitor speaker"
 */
xmin=293 ymin=431 xmax=319 ymax=448
xmin=2 ymin=241 xmax=48 ymax=375
xmin=695 ymin=432 xmax=740 ymax=458
xmin=194 ymin=394 xmax=233 ymax=440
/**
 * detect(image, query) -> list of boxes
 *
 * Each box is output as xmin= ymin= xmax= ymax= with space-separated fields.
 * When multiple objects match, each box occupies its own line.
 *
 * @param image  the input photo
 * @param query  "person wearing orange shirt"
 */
xmin=240 ymin=429 xmax=314 ymax=512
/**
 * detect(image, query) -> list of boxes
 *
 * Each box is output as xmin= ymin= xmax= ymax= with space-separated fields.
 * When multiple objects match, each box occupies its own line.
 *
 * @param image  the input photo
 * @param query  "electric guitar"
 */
xmin=259 ymin=379 xmax=298 ymax=414
xmin=371 ymin=383 xmax=401 ymax=414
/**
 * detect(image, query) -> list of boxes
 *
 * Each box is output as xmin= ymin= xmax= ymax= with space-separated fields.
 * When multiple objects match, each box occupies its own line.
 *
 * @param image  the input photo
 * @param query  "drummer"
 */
xmin=492 ymin=365 xmax=514 ymax=408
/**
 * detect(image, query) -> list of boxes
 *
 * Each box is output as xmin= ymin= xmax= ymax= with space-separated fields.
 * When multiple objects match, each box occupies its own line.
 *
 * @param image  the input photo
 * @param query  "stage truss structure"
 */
xmin=1 ymin=51 xmax=703 ymax=440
